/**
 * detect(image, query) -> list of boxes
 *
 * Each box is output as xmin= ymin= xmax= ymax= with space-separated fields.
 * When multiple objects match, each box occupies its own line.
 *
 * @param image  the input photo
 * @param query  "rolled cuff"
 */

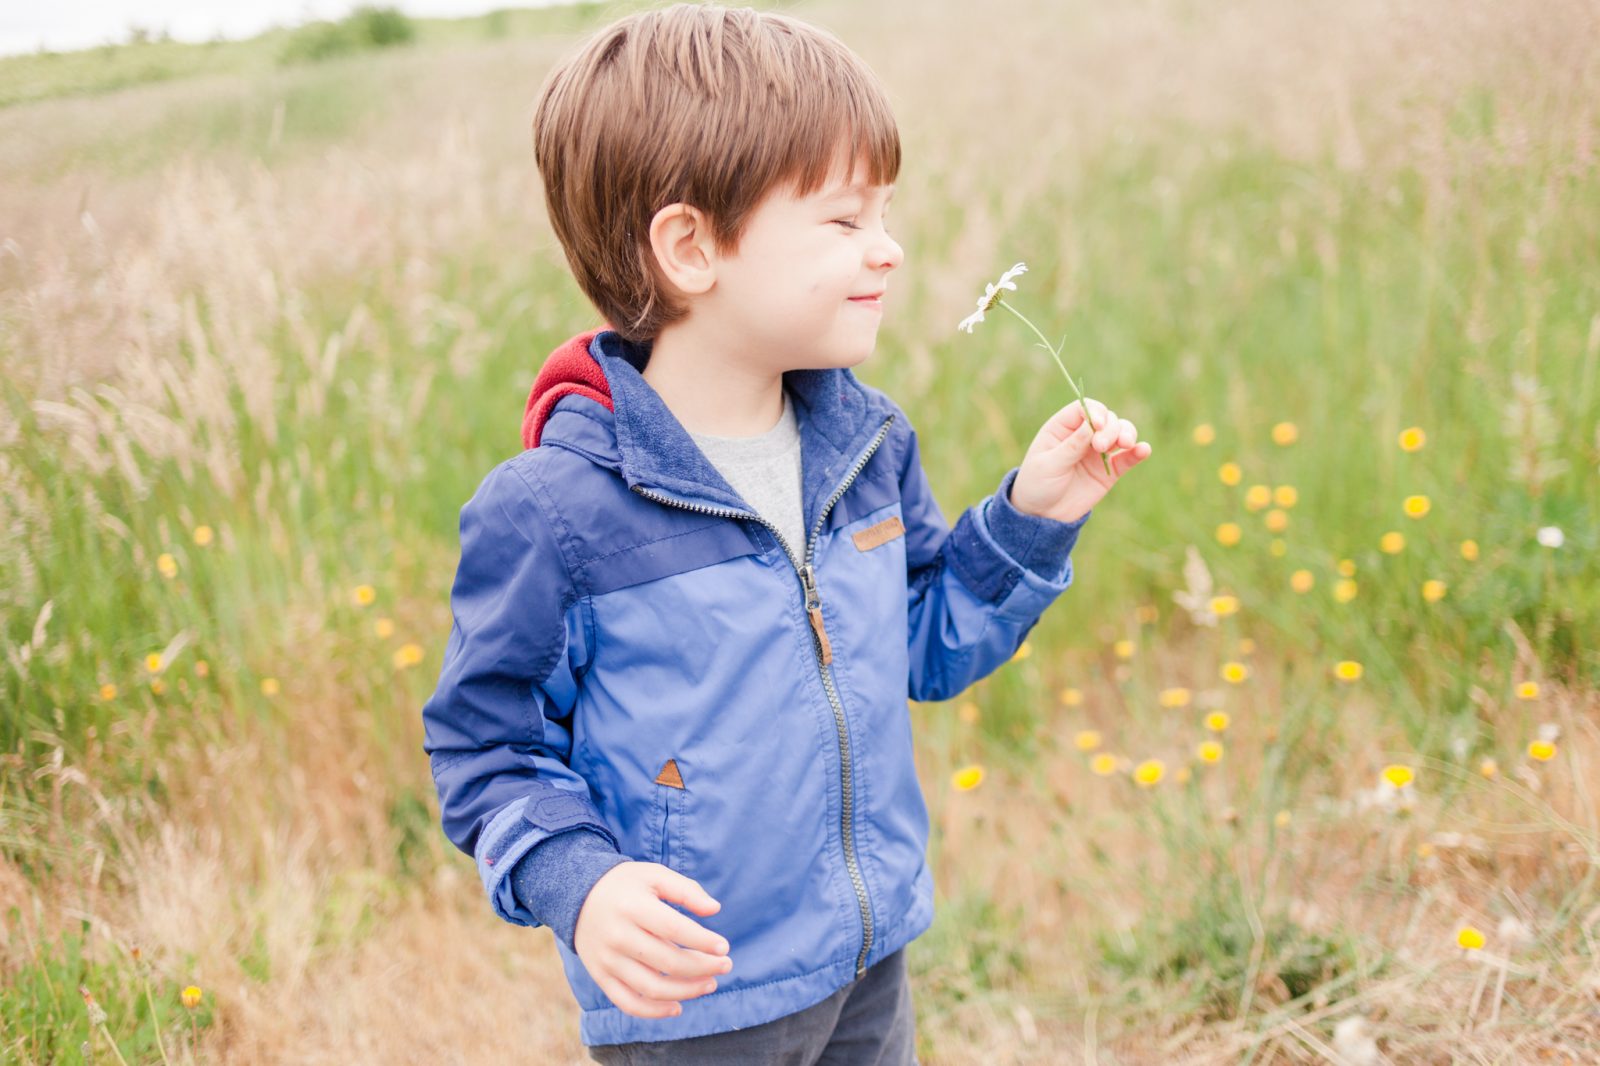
xmin=509 ymin=828 xmax=631 ymax=952
xmin=979 ymin=467 xmax=1091 ymax=584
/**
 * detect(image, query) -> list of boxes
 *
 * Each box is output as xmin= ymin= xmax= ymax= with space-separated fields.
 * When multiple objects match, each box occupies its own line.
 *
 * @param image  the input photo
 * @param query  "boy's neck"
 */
xmin=641 ymin=321 xmax=788 ymax=438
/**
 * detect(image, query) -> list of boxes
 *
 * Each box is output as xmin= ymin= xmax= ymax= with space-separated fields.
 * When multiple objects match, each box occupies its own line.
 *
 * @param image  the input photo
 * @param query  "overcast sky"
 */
xmin=0 ymin=1 xmax=572 ymax=57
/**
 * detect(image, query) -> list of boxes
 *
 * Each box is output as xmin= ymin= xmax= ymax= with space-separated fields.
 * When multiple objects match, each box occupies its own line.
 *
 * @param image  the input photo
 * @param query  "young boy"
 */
xmin=421 ymin=4 xmax=1151 ymax=1062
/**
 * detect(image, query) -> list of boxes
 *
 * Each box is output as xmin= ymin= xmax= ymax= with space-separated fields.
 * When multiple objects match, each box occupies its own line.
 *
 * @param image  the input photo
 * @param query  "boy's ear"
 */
xmin=648 ymin=202 xmax=716 ymax=297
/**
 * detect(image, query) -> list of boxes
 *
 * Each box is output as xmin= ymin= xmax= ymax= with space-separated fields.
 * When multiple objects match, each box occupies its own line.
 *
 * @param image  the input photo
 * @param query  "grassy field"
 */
xmin=2 ymin=0 xmax=1598 ymax=1061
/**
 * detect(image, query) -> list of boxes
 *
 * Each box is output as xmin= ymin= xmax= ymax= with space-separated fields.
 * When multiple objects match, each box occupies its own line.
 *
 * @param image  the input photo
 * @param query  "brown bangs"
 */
xmin=532 ymin=4 xmax=902 ymax=342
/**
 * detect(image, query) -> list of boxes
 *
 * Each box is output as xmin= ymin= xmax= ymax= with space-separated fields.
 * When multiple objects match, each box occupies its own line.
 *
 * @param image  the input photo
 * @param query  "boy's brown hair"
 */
xmin=531 ymin=3 xmax=900 ymax=342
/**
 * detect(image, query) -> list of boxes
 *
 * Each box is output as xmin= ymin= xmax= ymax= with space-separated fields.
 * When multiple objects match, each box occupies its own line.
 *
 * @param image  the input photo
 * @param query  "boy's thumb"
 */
xmin=654 ymin=867 xmax=721 ymax=914
xmin=1051 ymin=419 xmax=1094 ymax=463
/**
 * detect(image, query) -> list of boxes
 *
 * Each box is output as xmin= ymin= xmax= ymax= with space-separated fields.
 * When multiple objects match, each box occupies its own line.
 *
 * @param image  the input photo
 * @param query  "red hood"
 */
xmin=522 ymin=328 xmax=611 ymax=450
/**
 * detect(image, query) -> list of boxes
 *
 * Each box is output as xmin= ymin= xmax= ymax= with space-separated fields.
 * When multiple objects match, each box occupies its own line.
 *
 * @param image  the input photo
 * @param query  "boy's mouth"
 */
xmin=848 ymin=292 xmax=885 ymax=308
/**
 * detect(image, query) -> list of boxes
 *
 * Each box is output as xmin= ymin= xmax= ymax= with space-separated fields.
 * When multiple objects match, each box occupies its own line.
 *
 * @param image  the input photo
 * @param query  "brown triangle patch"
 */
xmin=654 ymin=758 xmax=685 ymax=789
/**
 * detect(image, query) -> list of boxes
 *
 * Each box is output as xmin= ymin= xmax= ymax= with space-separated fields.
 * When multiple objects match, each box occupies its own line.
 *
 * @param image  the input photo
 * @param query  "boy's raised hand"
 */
xmin=573 ymin=861 xmax=734 ymax=1019
xmin=1007 ymin=397 xmax=1152 ymax=525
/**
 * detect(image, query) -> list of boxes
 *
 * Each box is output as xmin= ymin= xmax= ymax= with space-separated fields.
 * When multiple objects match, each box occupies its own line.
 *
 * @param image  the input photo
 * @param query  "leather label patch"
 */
xmin=654 ymin=758 xmax=685 ymax=789
xmin=852 ymin=515 xmax=906 ymax=552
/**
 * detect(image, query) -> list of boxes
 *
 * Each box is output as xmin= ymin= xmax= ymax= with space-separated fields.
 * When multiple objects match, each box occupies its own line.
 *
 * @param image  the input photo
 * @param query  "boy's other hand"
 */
xmin=573 ymin=861 xmax=733 ymax=1019
xmin=1009 ymin=397 xmax=1152 ymax=524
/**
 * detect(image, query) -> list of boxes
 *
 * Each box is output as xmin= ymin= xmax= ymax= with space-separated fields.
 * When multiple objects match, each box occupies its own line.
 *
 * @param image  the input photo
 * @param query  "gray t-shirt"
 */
xmin=687 ymin=388 xmax=806 ymax=562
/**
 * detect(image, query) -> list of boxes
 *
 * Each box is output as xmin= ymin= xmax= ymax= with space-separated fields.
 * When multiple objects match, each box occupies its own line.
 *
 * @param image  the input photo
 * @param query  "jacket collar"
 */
xmin=529 ymin=329 xmax=894 ymax=536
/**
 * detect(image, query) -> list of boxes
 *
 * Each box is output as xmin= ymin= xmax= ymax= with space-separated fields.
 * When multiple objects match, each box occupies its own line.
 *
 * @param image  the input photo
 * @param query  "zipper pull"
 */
xmin=800 ymin=563 xmax=833 ymax=665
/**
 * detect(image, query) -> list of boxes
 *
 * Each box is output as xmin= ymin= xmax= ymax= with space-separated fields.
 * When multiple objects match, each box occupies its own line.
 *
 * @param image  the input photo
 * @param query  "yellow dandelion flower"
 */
xmin=181 ymin=986 xmax=202 ymax=1010
xmin=1090 ymin=753 xmax=1119 ymax=776
xmin=1264 ymin=508 xmax=1289 ymax=533
xmin=1135 ymin=603 xmax=1160 ymax=625
xmin=1059 ymin=687 xmax=1084 ymax=707
xmin=1210 ymin=594 xmax=1239 ymax=617
xmin=1197 ymin=740 xmax=1223 ymax=763
xmin=1274 ymin=809 xmax=1292 ymax=828
xmin=1515 ymin=681 xmax=1539 ymax=700
xmin=1158 ymin=687 xmax=1192 ymax=709
xmin=1216 ymin=522 xmax=1242 ymax=547
xmin=1245 ymin=484 xmax=1272 ymax=511
xmin=374 ymin=617 xmax=395 ymax=639
xmin=260 ymin=677 xmax=280 ymax=697
xmin=1381 ymin=764 xmax=1415 ymax=789
xmin=353 ymin=584 xmax=377 ymax=607
xmin=1460 ymin=539 xmax=1479 ymax=561
xmin=1479 ymin=757 xmax=1498 ymax=779
xmin=1192 ymin=423 xmax=1216 ymax=445
xmin=1218 ymin=461 xmax=1242 ymax=486
xmin=150 ymin=678 xmax=166 ymax=695
xmin=1273 ymin=485 xmax=1298 ymax=508
xmin=1133 ymin=759 xmax=1166 ymax=787
xmin=193 ymin=525 xmax=214 ymax=547
xmin=1456 ymin=926 xmax=1485 ymax=951
xmin=1204 ymin=711 xmax=1230 ymax=733
xmin=1011 ymin=641 xmax=1032 ymax=662
xmin=958 ymin=702 xmax=980 ymax=724
xmin=157 ymin=553 xmax=178 ymax=579
xmin=1268 ymin=538 xmax=1287 ymax=557
xmin=1416 ymin=842 xmax=1435 ymax=859
xmin=1237 ymin=637 xmax=1255 ymax=655
xmin=1334 ymin=660 xmax=1363 ymax=681
xmin=1380 ymin=531 xmax=1405 ymax=554
xmin=1527 ymin=740 xmax=1557 ymax=762
xmin=951 ymin=765 xmax=984 ymax=791
xmin=1333 ymin=579 xmax=1359 ymax=603
xmin=1271 ymin=421 xmax=1298 ymax=446
xmin=1421 ymin=579 xmax=1447 ymax=602
xmin=1337 ymin=558 xmax=1357 ymax=577
xmin=99 ymin=683 xmax=118 ymax=700
xmin=1220 ymin=661 xmax=1250 ymax=684
xmin=194 ymin=660 xmax=209 ymax=677
xmin=1403 ymin=495 xmax=1431 ymax=519
xmin=1398 ymin=426 xmax=1426 ymax=452
xmin=1113 ymin=639 xmax=1134 ymax=660
xmin=1290 ymin=569 xmax=1315 ymax=593
xmin=394 ymin=643 xmax=425 ymax=669
xmin=145 ymin=653 xmax=163 ymax=674
xmin=1075 ymin=729 xmax=1102 ymax=752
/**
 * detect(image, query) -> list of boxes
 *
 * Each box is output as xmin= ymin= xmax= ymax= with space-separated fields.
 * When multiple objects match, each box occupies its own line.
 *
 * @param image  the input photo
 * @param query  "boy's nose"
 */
xmin=872 ymin=233 xmax=904 ymax=271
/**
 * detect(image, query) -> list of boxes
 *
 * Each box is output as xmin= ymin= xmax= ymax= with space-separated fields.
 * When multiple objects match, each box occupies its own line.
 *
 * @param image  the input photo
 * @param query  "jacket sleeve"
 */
xmin=421 ymin=457 xmax=623 ymax=929
xmin=897 ymin=416 xmax=1091 ymax=702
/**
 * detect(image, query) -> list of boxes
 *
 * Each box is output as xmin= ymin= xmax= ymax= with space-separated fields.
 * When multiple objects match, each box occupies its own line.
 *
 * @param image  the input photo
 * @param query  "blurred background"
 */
xmin=2 ymin=0 xmax=1597 ymax=1061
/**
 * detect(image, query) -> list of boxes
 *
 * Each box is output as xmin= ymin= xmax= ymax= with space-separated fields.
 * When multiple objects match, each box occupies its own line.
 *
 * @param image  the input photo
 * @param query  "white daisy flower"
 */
xmin=1535 ymin=526 xmax=1564 ymax=548
xmin=957 ymin=261 xmax=1028 ymax=332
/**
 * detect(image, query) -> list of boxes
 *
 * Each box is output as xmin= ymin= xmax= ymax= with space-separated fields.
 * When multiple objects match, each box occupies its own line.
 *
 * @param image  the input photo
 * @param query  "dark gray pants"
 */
xmin=588 ymin=947 xmax=918 ymax=1065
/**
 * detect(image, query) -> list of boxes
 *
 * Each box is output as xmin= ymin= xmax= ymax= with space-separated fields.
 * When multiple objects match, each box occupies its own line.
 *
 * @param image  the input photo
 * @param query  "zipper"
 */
xmin=629 ymin=411 xmax=896 ymax=977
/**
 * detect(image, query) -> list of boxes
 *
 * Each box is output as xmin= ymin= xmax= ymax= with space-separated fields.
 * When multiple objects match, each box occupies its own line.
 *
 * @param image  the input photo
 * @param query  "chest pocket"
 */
xmin=851 ymin=515 xmax=906 ymax=552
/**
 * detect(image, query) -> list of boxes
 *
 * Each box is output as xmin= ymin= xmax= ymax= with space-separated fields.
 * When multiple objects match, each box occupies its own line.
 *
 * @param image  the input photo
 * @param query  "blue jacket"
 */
xmin=421 ymin=329 xmax=1091 ymax=1046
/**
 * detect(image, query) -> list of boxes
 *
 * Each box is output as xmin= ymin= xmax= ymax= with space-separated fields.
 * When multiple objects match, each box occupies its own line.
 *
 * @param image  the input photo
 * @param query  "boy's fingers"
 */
xmin=597 ymin=972 xmax=682 ymax=1019
xmin=611 ymin=955 xmax=720 ymax=1003
xmin=642 ymin=899 xmax=730 ymax=957
xmin=649 ymin=867 xmax=723 ymax=919
xmin=624 ymin=929 xmax=732 ymax=980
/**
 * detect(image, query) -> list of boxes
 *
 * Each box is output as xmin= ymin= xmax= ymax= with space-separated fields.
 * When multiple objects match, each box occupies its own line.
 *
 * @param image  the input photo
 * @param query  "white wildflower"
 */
xmin=1171 ymin=545 xmax=1218 ymax=627
xmin=1537 ymin=721 xmax=1560 ymax=743
xmin=957 ymin=261 xmax=1028 ymax=333
xmin=1497 ymin=915 xmax=1534 ymax=951
xmin=1535 ymin=525 xmax=1564 ymax=548
xmin=1331 ymin=1015 xmax=1380 ymax=1065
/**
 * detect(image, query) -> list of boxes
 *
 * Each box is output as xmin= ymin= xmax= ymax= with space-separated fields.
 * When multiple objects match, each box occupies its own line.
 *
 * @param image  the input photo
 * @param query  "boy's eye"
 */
xmin=833 ymin=219 xmax=860 ymax=230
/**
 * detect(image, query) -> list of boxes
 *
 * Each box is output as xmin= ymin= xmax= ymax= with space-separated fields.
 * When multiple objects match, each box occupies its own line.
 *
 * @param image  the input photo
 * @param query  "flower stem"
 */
xmin=142 ymin=972 xmax=173 ymax=1066
xmin=997 ymin=298 xmax=1112 ymax=475
xmin=94 ymin=1022 xmax=132 ymax=1066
